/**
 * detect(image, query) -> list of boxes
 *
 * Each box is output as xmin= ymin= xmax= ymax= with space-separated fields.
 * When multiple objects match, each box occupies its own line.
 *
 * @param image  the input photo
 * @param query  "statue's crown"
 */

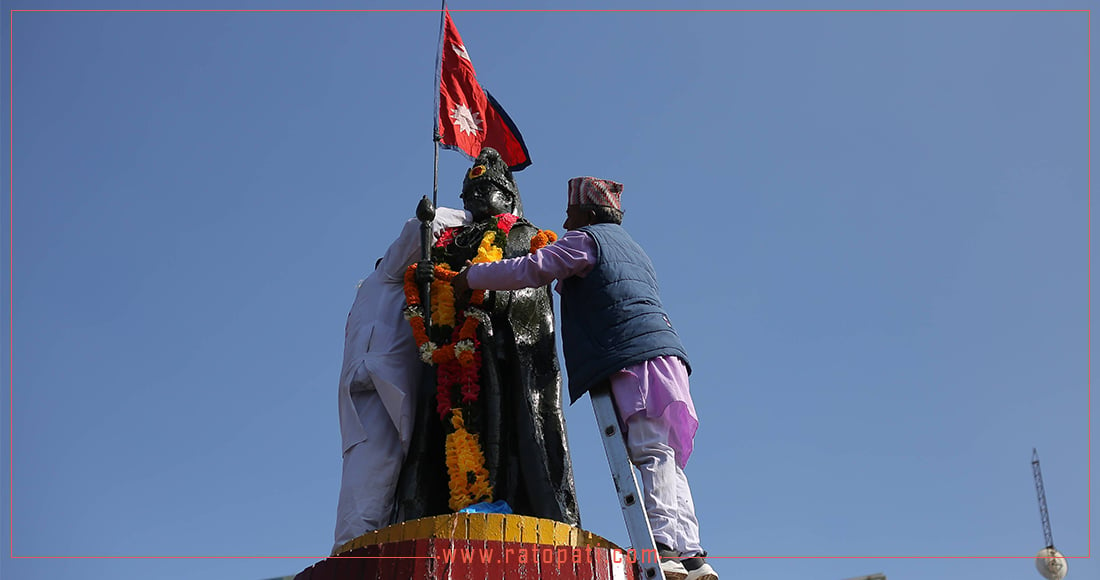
xmin=463 ymin=148 xmax=518 ymax=199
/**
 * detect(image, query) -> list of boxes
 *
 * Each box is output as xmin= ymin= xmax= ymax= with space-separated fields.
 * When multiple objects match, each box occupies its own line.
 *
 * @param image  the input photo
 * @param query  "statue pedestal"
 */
xmin=296 ymin=513 xmax=639 ymax=580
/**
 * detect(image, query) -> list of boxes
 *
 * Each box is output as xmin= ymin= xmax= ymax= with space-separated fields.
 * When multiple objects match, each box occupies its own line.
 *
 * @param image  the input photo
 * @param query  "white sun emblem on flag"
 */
xmin=450 ymin=104 xmax=482 ymax=135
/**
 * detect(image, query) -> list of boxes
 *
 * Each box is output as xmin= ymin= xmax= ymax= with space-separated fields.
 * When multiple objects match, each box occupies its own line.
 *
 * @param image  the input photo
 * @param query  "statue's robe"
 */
xmin=395 ymin=217 xmax=580 ymax=527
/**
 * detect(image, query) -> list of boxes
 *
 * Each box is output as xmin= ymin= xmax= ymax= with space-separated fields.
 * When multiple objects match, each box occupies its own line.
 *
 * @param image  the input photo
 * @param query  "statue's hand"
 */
xmin=414 ymin=260 xmax=435 ymax=285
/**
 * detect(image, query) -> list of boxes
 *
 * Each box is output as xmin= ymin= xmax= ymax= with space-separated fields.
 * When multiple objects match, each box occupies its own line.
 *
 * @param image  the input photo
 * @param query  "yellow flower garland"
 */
xmin=429 ymin=278 xmax=456 ymax=327
xmin=473 ymin=231 xmax=503 ymax=263
xmin=444 ymin=410 xmax=493 ymax=510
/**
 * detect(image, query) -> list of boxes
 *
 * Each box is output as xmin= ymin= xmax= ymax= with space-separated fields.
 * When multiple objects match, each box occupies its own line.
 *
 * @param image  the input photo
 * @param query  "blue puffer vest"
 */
xmin=560 ymin=223 xmax=690 ymax=403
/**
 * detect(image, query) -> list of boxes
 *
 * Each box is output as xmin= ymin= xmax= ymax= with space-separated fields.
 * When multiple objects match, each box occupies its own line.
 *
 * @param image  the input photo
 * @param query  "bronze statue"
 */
xmin=395 ymin=148 xmax=579 ymax=527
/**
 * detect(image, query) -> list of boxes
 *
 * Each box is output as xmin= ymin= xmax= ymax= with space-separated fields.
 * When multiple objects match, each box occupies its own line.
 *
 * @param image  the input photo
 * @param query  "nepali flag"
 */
xmin=437 ymin=9 xmax=532 ymax=171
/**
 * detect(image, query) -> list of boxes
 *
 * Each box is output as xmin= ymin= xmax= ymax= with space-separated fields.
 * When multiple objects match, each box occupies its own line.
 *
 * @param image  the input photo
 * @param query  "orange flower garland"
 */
xmin=404 ymin=265 xmax=486 ymax=368
xmin=403 ymin=214 xmax=557 ymax=512
xmin=530 ymin=229 xmax=557 ymax=252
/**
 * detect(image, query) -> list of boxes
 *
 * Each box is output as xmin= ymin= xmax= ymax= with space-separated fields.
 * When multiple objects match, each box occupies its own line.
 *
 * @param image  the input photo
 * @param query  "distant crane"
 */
xmin=1032 ymin=448 xmax=1067 ymax=580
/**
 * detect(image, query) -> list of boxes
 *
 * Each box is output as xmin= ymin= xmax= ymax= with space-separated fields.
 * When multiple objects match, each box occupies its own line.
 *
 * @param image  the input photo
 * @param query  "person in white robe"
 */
xmin=332 ymin=207 xmax=470 ymax=554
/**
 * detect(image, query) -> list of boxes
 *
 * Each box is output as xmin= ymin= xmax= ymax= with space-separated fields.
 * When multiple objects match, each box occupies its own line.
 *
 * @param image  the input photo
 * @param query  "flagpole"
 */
xmin=417 ymin=1 xmax=448 ymax=332
xmin=432 ymin=0 xmax=446 ymax=209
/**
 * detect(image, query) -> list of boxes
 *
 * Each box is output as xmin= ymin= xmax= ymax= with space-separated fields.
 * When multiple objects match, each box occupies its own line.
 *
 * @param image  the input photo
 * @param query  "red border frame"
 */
xmin=5 ymin=8 xmax=1092 ymax=564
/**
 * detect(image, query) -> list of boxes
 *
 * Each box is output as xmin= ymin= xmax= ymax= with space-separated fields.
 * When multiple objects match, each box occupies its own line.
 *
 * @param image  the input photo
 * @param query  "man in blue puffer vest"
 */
xmin=454 ymin=176 xmax=717 ymax=580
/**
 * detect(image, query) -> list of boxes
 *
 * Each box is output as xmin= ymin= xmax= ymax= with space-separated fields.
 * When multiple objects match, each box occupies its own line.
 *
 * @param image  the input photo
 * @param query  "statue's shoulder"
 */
xmin=509 ymin=218 xmax=538 ymax=238
xmin=501 ymin=218 xmax=538 ymax=258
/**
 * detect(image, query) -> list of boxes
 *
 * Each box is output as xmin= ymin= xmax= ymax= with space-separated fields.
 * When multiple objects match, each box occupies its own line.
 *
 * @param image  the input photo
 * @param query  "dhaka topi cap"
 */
xmin=567 ymin=176 xmax=623 ymax=211
xmin=463 ymin=148 xmax=519 ymax=200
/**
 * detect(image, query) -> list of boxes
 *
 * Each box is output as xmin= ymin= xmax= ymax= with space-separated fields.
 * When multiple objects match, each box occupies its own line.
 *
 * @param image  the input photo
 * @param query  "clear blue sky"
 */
xmin=2 ymin=2 xmax=1094 ymax=579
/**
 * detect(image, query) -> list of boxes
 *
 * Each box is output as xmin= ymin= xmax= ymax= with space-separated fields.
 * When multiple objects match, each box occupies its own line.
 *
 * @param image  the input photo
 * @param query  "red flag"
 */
xmin=438 ymin=9 xmax=531 ymax=171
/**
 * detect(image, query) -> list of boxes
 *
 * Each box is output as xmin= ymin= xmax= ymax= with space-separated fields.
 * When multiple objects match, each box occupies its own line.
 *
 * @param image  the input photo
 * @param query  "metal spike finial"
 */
xmin=1032 ymin=448 xmax=1055 ymax=550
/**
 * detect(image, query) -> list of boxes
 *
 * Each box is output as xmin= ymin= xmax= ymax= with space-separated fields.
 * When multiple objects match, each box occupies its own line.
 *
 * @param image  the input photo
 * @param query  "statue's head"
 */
xmin=563 ymin=176 xmax=623 ymax=230
xmin=461 ymin=148 xmax=523 ymax=220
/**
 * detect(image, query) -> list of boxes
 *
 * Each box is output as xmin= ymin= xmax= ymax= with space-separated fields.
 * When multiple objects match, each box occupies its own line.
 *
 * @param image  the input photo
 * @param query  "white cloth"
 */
xmin=337 ymin=207 xmax=470 ymax=454
xmin=621 ymin=403 xmax=703 ymax=557
xmin=333 ymin=390 xmax=402 ymax=554
xmin=334 ymin=207 xmax=469 ymax=552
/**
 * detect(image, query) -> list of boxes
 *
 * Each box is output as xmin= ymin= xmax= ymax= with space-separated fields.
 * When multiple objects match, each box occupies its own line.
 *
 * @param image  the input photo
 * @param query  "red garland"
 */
xmin=496 ymin=213 xmax=518 ymax=233
xmin=435 ymin=226 xmax=460 ymax=248
xmin=436 ymin=359 xmax=462 ymax=418
xmin=459 ymin=348 xmax=482 ymax=403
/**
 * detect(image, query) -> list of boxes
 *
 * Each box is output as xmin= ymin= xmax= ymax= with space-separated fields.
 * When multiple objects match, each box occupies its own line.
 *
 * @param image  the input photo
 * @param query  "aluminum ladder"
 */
xmin=590 ymin=384 xmax=666 ymax=580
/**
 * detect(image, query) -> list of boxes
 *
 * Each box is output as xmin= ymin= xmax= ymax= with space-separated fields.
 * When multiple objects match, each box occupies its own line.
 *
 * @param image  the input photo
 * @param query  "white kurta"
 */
xmin=333 ymin=207 xmax=469 ymax=553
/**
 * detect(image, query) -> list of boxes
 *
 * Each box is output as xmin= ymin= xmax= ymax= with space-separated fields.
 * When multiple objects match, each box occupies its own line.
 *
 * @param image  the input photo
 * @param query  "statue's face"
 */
xmin=462 ymin=181 xmax=513 ymax=220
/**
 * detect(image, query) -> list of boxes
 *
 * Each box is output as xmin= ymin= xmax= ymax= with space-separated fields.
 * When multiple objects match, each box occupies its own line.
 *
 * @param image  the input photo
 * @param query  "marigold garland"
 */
xmin=530 ymin=229 xmax=557 ymax=252
xmin=403 ymin=214 xmax=558 ymax=512
xmin=430 ymin=278 xmax=456 ymax=327
xmin=403 ymin=265 xmax=485 ymax=367
xmin=473 ymin=231 xmax=503 ymax=263
xmin=445 ymin=410 xmax=492 ymax=510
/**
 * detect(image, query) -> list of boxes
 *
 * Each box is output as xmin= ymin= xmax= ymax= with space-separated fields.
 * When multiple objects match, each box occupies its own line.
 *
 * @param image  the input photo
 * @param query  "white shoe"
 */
xmin=660 ymin=558 xmax=689 ymax=580
xmin=685 ymin=561 xmax=718 ymax=580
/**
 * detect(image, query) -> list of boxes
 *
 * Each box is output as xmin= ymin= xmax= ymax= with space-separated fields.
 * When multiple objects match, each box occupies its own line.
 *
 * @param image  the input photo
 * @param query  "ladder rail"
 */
xmin=591 ymin=384 xmax=667 ymax=580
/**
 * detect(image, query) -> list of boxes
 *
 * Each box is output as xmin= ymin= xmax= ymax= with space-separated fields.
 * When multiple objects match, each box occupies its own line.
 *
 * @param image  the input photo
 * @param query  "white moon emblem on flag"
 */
xmin=450 ymin=104 xmax=482 ymax=135
xmin=451 ymin=43 xmax=471 ymax=61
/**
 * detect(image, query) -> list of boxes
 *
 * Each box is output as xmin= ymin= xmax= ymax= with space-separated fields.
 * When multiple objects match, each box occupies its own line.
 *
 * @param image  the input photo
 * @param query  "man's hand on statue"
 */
xmin=453 ymin=260 xmax=476 ymax=312
xmin=453 ymin=263 xmax=472 ymax=298
xmin=415 ymin=260 xmax=435 ymax=285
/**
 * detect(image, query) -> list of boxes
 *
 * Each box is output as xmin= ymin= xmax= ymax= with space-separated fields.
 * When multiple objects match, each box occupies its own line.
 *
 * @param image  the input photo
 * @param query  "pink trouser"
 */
xmin=619 ymin=407 xmax=703 ymax=556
